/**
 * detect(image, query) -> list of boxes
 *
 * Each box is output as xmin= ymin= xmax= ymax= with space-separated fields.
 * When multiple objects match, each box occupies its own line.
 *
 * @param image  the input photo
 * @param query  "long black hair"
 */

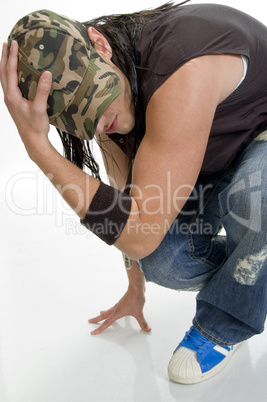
xmin=58 ymin=1 xmax=191 ymax=180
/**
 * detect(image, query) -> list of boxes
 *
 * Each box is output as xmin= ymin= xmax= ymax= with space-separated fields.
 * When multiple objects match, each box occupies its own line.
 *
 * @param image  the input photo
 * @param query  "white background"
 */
xmin=0 ymin=1 xmax=266 ymax=402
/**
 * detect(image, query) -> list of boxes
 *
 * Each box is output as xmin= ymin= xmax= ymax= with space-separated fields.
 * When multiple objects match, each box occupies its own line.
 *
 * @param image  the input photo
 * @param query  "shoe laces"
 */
xmin=176 ymin=326 xmax=215 ymax=356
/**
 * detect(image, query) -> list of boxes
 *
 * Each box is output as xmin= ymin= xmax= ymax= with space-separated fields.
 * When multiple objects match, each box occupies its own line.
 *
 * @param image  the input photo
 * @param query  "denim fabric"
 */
xmin=137 ymin=132 xmax=267 ymax=346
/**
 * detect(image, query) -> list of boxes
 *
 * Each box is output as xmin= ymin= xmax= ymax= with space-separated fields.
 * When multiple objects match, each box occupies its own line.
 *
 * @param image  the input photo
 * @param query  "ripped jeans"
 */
xmin=137 ymin=132 xmax=267 ymax=346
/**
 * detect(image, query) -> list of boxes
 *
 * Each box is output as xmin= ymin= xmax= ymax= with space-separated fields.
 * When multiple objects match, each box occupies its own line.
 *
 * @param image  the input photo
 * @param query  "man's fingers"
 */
xmin=91 ymin=315 xmax=151 ymax=335
xmin=140 ymin=321 xmax=151 ymax=332
xmin=1 ymin=41 xmax=22 ymax=105
xmin=88 ymin=314 xmax=105 ymax=324
xmin=0 ymin=43 xmax=8 ymax=93
xmin=6 ymin=41 xmax=21 ymax=97
xmin=90 ymin=316 xmax=118 ymax=335
xmin=88 ymin=306 xmax=117 ymax=324
xmin=2 ymin=40 xmax=52 ymax=114
xmin=136 ymin=313 xmax=151 ymax=333
xmin=89 ymin=311 xmax=151 ymax=335
xmin=33 ymin=71 xmax=52 ymax=114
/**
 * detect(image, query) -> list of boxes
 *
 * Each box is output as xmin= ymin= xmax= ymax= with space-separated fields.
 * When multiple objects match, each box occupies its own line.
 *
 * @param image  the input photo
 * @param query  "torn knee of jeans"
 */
xmin=233 ymin=245 xmax=267 ymax=285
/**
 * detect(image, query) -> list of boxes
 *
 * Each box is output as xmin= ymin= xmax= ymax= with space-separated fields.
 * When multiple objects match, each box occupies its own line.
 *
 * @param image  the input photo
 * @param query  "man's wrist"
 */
xmin=26 ymin=136 xmax=55 ymax=164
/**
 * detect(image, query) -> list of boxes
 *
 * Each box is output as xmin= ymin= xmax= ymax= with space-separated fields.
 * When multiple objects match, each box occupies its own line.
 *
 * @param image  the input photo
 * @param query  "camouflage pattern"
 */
xmin=8 ymin=10 xmax=122 ymax=140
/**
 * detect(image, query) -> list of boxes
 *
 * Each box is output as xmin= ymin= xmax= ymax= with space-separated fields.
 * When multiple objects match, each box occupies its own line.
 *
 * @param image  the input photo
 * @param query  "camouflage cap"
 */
xmin=8 ymin=10 xmax=122 ymax=140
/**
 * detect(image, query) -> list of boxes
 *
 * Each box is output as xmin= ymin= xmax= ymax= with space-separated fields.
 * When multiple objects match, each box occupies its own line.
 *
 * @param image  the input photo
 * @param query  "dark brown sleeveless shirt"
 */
xmin=109 ymin=4 xmax=267 ymax=173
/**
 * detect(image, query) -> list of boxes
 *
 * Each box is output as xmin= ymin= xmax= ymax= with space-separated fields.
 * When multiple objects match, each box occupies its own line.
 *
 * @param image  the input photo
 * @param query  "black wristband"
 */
xmin=80 ymin=182 xmax=132 ymax=245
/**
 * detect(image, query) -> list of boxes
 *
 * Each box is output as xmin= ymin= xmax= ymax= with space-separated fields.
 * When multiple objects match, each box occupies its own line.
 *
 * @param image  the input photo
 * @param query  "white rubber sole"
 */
xmin=168 ymin=344 xmax=238 ymax=385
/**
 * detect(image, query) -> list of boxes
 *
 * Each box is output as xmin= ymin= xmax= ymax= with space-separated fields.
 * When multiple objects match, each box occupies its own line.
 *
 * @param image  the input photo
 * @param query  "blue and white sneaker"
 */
xmin=168 ymin=326 xmax=237 ymax=384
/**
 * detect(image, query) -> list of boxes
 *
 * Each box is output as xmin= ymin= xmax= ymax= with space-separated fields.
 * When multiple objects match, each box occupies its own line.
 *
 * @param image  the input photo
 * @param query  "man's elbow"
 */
xmin=115 ymin=235 xmax=161 ymax=261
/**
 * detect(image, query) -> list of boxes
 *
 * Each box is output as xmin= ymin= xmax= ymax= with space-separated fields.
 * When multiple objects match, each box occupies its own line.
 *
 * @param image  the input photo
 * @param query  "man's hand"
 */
xmin=0 ymin=41 xmax=52 ymax=156
xmin=89 ymin=286 xmax=151 ymax=335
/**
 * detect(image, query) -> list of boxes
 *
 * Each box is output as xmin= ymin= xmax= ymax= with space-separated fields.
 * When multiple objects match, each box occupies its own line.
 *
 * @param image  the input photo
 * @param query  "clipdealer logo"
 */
xmin=4 ymin=169 xmax=263 ymax=238
xmin=5 ymin=170 xmax=77 ymax=228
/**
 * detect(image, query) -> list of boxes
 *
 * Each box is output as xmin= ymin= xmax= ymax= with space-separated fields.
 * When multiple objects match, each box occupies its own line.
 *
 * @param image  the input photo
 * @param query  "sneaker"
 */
xmin=168 ymin=326 xmax=237 ymax=384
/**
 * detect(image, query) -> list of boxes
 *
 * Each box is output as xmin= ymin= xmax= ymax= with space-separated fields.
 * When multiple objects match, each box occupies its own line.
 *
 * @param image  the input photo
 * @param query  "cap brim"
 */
xmin=51 ymin=49 xmax=122 ymax=140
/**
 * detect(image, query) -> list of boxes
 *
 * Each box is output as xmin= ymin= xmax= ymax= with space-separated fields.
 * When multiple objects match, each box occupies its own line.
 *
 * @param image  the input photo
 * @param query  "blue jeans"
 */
xmin=137 ymin=132 xmax=267 ymax=347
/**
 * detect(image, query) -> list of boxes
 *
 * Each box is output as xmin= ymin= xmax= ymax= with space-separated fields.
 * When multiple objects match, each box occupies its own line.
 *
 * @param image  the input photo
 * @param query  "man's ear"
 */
xmin=87 ymin=27 xmax=112 ymax=61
